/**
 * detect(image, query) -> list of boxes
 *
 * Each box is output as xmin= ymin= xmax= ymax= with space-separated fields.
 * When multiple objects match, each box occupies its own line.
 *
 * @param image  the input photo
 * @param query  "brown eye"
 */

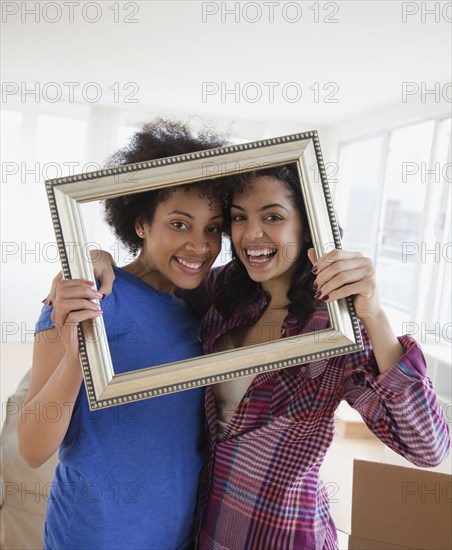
xmin=207 ymin=226 xmax=221 ymax=234
xmin=171 ymin=221 xmax=189 ymax=230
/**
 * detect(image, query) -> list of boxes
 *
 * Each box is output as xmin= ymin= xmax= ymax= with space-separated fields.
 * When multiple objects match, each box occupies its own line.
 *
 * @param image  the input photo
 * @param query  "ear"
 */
xmin=307 ymin=247 xmax=318 ymax=267
xmin=135 ymin=218 xmax=146 ymax=238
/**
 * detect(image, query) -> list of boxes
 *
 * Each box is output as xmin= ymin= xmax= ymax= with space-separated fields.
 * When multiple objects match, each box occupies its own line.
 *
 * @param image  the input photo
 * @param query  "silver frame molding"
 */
xmin=45 ymin=130 xmax=363 ymax=410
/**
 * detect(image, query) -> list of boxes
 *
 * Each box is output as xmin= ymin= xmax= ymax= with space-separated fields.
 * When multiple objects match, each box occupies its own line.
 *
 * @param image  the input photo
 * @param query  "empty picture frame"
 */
xmin=45 ymin=130 xmax=363 ymax=410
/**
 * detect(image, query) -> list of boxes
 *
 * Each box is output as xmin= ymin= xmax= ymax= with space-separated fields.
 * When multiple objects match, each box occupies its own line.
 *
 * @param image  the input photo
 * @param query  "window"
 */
xmin=337 ymin=117 xmax=451 ymax=344
xmin=337 ymin=134 xmax=385 ymax=258
xmin=425 ymin=118 xmax=452 ymax=334
xmin=377 ymin=120 xmax=435 ymax=313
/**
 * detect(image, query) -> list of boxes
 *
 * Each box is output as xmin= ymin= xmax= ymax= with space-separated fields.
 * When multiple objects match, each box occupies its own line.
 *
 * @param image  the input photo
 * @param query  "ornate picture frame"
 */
xmin=45 ymin=130 xmax=363 ymax=410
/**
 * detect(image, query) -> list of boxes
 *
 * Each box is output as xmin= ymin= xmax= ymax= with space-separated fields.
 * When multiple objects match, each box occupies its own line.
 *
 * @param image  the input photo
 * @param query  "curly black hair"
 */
xmin=213 ymin=164 xmax=319 ymax=330
xmin=103 ymin=119 xmax=230 ymax=255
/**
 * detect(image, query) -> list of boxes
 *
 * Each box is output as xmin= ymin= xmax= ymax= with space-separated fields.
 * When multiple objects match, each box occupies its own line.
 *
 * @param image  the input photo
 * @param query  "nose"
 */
xmin=185 ymin=232 xmax=211 ymax=259
xmin=242 ymin=218 xmax=264 ymax=241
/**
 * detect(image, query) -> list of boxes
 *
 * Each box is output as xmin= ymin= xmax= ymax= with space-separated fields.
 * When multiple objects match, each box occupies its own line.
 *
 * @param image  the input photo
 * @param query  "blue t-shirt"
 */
xmin=36 ymin=267 xmax=205 ymax=550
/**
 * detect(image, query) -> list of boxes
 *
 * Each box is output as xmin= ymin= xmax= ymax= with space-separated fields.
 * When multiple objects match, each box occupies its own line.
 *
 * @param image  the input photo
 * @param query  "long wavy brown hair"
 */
xmin=212 ymin=164 xmax=319 ymax=330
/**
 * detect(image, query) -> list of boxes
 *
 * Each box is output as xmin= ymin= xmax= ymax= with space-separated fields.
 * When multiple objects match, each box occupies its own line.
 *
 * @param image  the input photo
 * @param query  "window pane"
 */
xmin=434 ymin=118 xmax=451 ymax=332
xmin=337 ymin=135 xmax=384 ymax=257
xmin=413 ymin=117 xmax=452 ymax=338
xmin=437 ymin=209 xmax=451 ymax=330
xmin=376 ymin=121 xmax=435 ymax=312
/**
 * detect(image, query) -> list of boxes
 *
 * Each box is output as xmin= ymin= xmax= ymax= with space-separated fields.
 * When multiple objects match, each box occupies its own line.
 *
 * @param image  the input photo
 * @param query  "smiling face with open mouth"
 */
xmin=230 ymin=175 xmax=306 ymax=299
xmin=132 ymin=186 xmax=223 ymax=294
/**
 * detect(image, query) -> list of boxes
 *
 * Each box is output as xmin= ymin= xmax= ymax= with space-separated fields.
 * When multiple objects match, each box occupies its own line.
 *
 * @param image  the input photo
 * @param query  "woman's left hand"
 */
xmin=307 ymin=248 xmax=382 ymax=321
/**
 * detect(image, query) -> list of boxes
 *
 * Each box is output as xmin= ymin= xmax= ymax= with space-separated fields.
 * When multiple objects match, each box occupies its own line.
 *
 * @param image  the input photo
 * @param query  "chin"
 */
xmin=183 ymin=280 xmax=203 ymax=290
xmin=250 ymin=274 xmax=271 ymax=284
xmin=175 ymin=274 xmax=205 ymax=290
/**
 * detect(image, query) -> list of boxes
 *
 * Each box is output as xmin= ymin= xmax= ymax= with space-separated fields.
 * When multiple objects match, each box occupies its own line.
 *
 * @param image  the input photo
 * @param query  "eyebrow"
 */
xmin=167 ymin=210 xmax=224 ymax=221
xmin=231 ymin=203 xmax=290 ymax=213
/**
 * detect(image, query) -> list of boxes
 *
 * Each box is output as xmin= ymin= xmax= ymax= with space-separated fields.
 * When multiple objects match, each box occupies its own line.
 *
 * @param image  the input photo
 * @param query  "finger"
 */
xmin=55 ymin=282 xmax=103 ymax=302
xmin=94 ymin=269 xmax=115 ymax=298
xmin=56 ymin=278 xmax=95 ymax=290
xmin=53 ymin=311 xmax=103 ymax=338
xmin=315 ymin=265 xmax=374 ymax=300
xmin=51 ymin=299 xmax=102 ymax=326
xmin=52 ymin=280 xmax=102 ymax=324
xmin=56 ymin=297 xmax=103 ymax=314
xmin=90 ymin=250 xmax=116 ymax=298
xmin=48 ymin=276 xmax=94 ymax=305
xmin=313 ymin=249 xmax=363 ymax=274
xmin=65 ymin=309 xmax=103 ymax=325
xmin=307 ymin=248 xmax=318 ymax=267
xmin=314 ymin=257 xmax=373 ymax=291
xmin=45 ymin=271 xmax=63 ymax=305
xmin=316 ymin=277 xmax=376 ymax=303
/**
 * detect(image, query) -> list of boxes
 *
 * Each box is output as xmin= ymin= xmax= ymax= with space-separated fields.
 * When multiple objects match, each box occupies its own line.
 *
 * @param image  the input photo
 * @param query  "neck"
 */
xmin=123 ymin=256 xmax=176 ymax=295
xmin=261 ymin=279 xmax=291 ymax=310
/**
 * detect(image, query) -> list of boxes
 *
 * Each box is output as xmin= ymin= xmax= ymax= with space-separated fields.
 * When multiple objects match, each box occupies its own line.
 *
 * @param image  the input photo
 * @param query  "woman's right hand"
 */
xmin=51 ymin=279 xmax=104 ymax=358
xmin=19 ymin=274 xmax=106 ymax=468
xmin=46 ymin=249 xmax=116 ymax=305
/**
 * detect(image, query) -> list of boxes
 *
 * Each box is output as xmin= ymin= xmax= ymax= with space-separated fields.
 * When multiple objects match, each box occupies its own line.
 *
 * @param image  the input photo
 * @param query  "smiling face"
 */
xmin=230 ymin=175 xmax=306 ymax=298
xmin=134 ymin=186 xmax=223 ymax=294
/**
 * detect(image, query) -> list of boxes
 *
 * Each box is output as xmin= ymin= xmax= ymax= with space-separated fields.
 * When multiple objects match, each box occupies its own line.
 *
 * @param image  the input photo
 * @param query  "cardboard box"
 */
xmin=349 ymin=460 xmax=452 ymax=550
xmin=348 ymin=535 xmax=417 ymax=549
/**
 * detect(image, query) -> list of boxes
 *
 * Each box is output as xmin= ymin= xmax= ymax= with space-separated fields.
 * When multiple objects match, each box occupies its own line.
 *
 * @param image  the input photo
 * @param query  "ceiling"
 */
xmin=2 ymin=0 xmax=451 ymax=130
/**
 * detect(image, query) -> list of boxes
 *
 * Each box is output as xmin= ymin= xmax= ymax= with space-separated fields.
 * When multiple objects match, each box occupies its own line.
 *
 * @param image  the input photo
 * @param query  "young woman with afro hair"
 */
xmin=19 ymin=119 xmax=231 ymax=550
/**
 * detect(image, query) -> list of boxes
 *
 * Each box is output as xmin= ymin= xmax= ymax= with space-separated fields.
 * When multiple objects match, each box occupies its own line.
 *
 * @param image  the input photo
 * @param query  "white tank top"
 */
xmin=211 ymin=331 xmax=255 ymax=440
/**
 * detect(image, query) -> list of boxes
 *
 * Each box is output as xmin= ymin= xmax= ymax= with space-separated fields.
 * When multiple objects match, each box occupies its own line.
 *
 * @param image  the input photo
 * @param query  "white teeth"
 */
xmin=245 ymin=248 xmax=277 ymax=264
xmin=176 ymin=258 xmax=203 ymax=270
xmin=246 ymin=248 xmax=276 ymax=257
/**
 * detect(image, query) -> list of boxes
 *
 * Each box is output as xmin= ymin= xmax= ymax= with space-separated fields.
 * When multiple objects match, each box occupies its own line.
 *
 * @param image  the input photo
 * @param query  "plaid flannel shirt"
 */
xmin=190 ymin=263 xmax=450 ymax=550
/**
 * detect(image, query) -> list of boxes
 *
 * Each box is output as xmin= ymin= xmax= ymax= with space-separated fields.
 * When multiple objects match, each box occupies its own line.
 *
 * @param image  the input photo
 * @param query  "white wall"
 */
xmin=1 ymin=0 xmax=450 ymax=343
xmin=2 ymin=95 xmax=450 ymax=343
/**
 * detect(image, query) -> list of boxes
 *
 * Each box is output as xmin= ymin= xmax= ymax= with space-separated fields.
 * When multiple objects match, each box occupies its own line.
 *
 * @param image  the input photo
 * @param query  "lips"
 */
xmin=173 ymin=256 xmax=205 ymax=273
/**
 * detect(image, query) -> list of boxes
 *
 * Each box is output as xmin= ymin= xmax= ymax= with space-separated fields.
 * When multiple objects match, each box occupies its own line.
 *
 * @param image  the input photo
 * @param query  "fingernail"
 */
xmin=321 ymin=294 xmax=329 ymax=301
xmin=101 ymin=293 xmax=106 ymax=300
xmin=48 ymin=300 xmax=53 ymax=307
xmin=313 ymin=282 xmax=318 ymax=290
xmin=41 ymin=298 xmax=47 ymax=304
xmin=311 ymin=266 xmax=318 ymax=274
xmin=314 ymin=290 xmax=321 ymax=299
